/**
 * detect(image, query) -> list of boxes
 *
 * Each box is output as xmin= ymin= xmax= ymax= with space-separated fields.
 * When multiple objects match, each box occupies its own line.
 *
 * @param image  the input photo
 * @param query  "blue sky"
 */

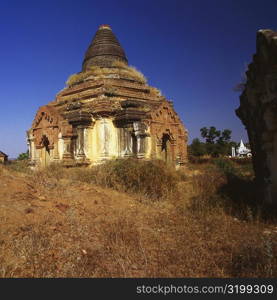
xmin=0 ymin=0 xmax=277 ymax=158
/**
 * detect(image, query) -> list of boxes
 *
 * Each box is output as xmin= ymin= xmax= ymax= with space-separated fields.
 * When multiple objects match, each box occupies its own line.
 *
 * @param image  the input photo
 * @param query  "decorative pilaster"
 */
xmin=62 ymin=136 xmax=74 ymax=166
xmin=33 ymin=146 xmax=41 ymax=166
xmin=65 ymin=110 xmax=93 ymax=165
xmin=133 ymin=121 xmax=147 ymax=158
xmin=27 ymin=132 xmax=36 ymax=166
xmin=52 ymin=143 xmax=60 ymax=162
xmin=58 ymin=132 xmax=64 ymax=160
xmin=76 ymin=125 xmax=86 ymax=158
xmin=99 ymin=118 xmax=109 ymax=159
xmin=119 ymin=126 xmax=133 ymax=157
xmin=63 ymin=137 xmax=71 ymax=157
xmin=27 ymin=140 xmax=31 ymax=158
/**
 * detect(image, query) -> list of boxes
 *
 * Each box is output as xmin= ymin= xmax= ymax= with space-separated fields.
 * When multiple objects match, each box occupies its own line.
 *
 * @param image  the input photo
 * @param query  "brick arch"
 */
xmin=31 ymin=105 xmax=68 ymax=149
xmin=32 ymin=105 xmax=60 ymax=128
xmin=149 ymin=101 xmax=188 ymax=164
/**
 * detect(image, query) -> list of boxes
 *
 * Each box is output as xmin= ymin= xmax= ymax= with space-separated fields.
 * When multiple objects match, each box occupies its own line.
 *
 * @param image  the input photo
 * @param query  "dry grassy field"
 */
xmin=0 ymin=158 xmax=276 ymax=277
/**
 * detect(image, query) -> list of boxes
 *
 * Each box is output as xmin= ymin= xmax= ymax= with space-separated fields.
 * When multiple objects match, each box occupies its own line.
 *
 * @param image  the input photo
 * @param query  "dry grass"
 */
xmin=66 ymin=159 xmax=179 ymax=200
xmin=149 ymin=86 xmax=162 ymax=96
xmin=0 ymin=164 xmax=4 ymax=175
xmin=111 ymin=60 xmax=147 ymax=83
xmin=4 ymin=160 xmax=31 ymax=174
xmin=0 ymin=159 xmax=276 ymax=277
xmin=111 ymin=60 xmax=127 ymax=68
xmin=66 ymin=61 xmax=147 ymax=87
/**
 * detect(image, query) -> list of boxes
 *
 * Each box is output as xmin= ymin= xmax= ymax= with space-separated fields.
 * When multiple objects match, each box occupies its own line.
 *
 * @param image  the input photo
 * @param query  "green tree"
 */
xmin=217 ymin=129 xmax=232 ymax=144
xmin=199 ymin=127 xmax=234 ymax=157
xmin=189 ymin=138 xmax=206 ymax=156
xmin=200 ymin=126 xmax=221 ymax=144
xmin=17 ymin=151 xmax=29 ymax=160
xmin=216 ymin=129 xmax=232 ymax=156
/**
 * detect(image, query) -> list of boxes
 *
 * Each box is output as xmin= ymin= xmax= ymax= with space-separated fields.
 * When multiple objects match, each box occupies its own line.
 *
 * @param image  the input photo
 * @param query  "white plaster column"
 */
xmin=122 ymin=127 xmax=133 ymax=157
xmin=27 ymin=132 xmax=35 ymax=162
xmin=27 ymin=140 xmax=31 ymax=158
xmin=34 ymin=147 xmax=40 ymax=166
xmin=52 ymin=143 xmax=60 ymax=162
xmin=133 ymin=121 xmax=146 ymax=158
xmin=62 ymin=136 xmax=73 ymax=160
xmin=31 ymin=140 xmax=35 ymax=161
xmin=58 ymin=132 xmax=64 ymax=160
xmin=76 ymin=125 xmax=86 ymax=158
xmin=99 ymin=118 xmax=109 ymax=158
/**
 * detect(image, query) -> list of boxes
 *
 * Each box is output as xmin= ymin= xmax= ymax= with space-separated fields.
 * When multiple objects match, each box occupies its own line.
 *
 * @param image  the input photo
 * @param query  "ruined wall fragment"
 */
xmin=236 ymin=29 xmax=277 ymax=205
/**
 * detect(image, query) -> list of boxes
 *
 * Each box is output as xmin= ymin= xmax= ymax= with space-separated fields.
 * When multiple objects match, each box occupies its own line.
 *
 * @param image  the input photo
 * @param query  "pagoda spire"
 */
xmin=82 ymin=24 xmax=128 ymax=71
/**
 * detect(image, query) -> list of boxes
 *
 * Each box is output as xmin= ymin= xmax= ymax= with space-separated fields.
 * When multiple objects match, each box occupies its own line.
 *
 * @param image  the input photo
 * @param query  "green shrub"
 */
xmin=17 ymin=151 xmax=29 ymax=160
xmin=188 ymin=156 xmax=211 ymax=164
xmin=213 ymin=158 xmax=240 ymax=177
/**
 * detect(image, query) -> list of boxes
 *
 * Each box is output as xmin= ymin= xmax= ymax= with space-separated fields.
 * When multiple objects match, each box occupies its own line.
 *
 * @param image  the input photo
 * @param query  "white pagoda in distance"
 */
xmin=231 ymin=140 xmax=252 ymax=157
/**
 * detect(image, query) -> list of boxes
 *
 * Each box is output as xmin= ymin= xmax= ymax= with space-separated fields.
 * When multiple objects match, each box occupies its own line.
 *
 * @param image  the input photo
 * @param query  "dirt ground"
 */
xmin=0 ymin=164 xmax=276 ymax=277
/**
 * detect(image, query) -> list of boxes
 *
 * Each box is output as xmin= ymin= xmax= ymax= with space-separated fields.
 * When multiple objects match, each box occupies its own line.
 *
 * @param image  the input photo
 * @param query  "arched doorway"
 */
xmin=41 ymin=135 xmax=50 ymax=167
xmin=161 ymin=133 xmax=173 ymax=164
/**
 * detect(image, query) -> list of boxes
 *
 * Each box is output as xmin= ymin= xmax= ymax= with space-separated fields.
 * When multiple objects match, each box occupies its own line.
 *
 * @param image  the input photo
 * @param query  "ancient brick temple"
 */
xmin=236 ymin=29 xmax=277 ymax=205
xmin=27 ymin=25 xmax=188 ymax=168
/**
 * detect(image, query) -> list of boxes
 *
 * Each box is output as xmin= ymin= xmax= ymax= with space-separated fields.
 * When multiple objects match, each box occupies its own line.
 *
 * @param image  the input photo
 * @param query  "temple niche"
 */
xmin=236 ymin=29 xmax=277 ymax=206
xmin=27 ymin=25 xmax=188 ymax=168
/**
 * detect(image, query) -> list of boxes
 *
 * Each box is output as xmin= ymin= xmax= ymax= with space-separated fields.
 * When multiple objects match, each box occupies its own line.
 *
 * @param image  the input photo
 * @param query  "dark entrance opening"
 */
xmin=41 ymin=135 xmax=50 ymax=154
xmin=40 ymin=135 xmax=51 ymax=167
xmin=161 ymin=133 xmax=171 ymax=162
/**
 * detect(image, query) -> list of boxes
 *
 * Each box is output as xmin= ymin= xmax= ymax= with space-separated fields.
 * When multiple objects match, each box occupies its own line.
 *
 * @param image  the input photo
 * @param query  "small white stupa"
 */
xmin=231 ymin=140 xmax=252 ymax=157
xmin=237 ymin=140 xmax=251 ymax=157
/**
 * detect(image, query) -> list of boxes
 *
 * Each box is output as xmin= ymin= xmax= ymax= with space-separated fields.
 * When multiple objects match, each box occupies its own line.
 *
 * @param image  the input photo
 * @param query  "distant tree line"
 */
xmin=189 ymin=126 xmax=239 ymax=157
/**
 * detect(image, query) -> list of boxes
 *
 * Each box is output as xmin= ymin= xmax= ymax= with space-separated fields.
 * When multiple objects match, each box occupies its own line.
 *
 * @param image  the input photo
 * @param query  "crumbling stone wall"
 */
xmin=236 ymin=29 xmax=277 ymax=205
